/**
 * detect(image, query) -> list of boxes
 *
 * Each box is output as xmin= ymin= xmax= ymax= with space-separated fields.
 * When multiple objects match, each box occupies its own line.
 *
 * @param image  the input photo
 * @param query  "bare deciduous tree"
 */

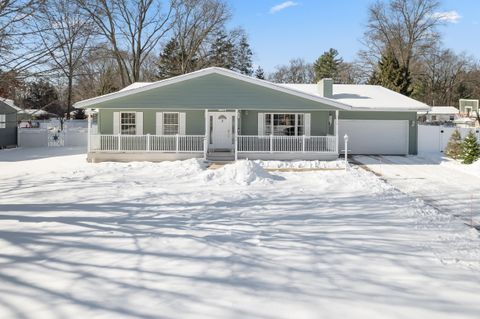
xmin=415 ymin=48 xmax=472 ymax=106
xmin=360 ymin=0 xmax=442 ymax=78
xmin=79 ymin=0 xmax=174 ymax=86
xmin=37 ymin=0 xmax=94 ymax=118
xmin=172 ymin=0 xmax=231 ymax=73
xmin=269 ymin=58 xmax=315 ymax=84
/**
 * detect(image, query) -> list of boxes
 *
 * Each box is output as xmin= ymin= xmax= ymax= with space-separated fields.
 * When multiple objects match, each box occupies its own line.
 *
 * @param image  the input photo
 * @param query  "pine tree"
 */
xmin=157 ymin=39 xmax=184 ymax=79
xmin=208 ymin=30 xmax=236 ymax=69
xmin=157 ymin=38 xmax=200 ymax=79
xmin=461 ymin=131 xmax=480 ymax=164
xmin=254 ymin=66 xmax=265 ymax=79
xmin=444 ymin=129 xmax=462 ymax=159
xmin=370 ymin=51 xmax=412 ymax=96
xmin=234 ymin=34 xmax=253 ymax=75
xmin=313 ymin=48 xmax=343 ymax=82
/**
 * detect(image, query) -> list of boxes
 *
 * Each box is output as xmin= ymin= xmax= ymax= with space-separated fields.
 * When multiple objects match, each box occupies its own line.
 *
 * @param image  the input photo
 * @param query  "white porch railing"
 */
xmin=90 ymin=134 xmax=205 ymax=152
xmin=237 ymin=135 xmax=337 ymax=153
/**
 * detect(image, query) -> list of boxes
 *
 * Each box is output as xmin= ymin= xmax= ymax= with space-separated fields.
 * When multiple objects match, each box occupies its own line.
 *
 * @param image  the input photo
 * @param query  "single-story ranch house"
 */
xmin=74 ymin=67 xmax=429 ymax=162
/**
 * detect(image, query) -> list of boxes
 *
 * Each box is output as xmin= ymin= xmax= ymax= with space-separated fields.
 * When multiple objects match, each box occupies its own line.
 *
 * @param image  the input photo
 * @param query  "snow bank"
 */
xmin=256 ymin=159 xmax=345 ymax=169
xmin=204 ymin=160 xmax=282 ymax=185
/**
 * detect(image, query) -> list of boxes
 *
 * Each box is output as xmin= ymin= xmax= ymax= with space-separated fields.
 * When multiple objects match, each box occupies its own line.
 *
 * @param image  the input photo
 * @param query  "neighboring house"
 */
xmin=418 ymin=106 xmax=458 ymax=124
xmin=0 ymin=98 xmax=20 ymax=148
xmin=74 ymin=67 xmax=429 ymax=162
xmin=459 ymin=99 xmax=479 ymax=118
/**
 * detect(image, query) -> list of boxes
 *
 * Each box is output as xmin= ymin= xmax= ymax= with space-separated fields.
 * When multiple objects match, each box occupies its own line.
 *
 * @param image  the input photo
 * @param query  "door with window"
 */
xmin=209 ymin=112 xmax=235 ymax=151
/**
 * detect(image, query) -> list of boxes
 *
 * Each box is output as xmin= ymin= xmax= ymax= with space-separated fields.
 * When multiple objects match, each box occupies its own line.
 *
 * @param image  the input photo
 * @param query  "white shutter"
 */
xmin=304 ymin=113 xmax=311 ymax=136
xmin=136 ymin=112 xmax=143 ymax=135
xmin=179 ymin=112 xmax=186 ymax=135
xmin=156 ymin=112 xmax=163 ymax=135
xmin=258 ymin=113 xmax=265 ymax=135
xmin=113 ymin=112 xmax=120 ymax=134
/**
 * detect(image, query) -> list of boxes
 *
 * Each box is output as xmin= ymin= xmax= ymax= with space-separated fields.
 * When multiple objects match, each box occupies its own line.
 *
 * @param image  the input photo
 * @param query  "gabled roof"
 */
xmin=0 ymin=98 xmax=22 ymax=112
xmin=279 ymin=84 xmax=430 ymax=112
xmin=74 ymin=67 xmax=352 ymax=110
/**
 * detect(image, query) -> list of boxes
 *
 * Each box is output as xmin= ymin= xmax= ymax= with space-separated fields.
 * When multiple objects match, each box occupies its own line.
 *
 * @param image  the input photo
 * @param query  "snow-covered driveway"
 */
xmin=0 ymin=148 xmax=479 ymax=319
xmin=354 ymin=155 xmax=480 ymax=222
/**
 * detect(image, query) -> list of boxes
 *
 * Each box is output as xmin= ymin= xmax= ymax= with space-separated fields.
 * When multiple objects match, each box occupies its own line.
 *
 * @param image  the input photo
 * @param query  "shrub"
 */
xmin=461 ymin=131 xmax=480 ymax=164
xmin=445 ymin=129 xmax=462 ymax=159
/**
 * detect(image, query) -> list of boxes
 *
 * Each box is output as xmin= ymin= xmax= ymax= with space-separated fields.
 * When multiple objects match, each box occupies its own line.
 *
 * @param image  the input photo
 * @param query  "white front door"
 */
xmin=209 ymin=112 xmax=235 ymax=150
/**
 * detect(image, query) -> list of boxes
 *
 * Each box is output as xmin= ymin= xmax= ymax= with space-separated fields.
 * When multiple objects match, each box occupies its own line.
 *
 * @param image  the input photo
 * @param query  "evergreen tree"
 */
xmin=22 ymin=80 xmax=59 ymax=109
xmin=254 ymin=66 xmax=265 ymax=79
xmin=313 ymin=48 xmax=343 ymax=82
xmin=461 ymin=131 xmax=480 ymax=164
xmin=157 ymin=38 xmax=197 ymax=79
xmin=234 ymin=34 xmax=253 ymax=75
xmin=73 ymin=108 xmax=86 ymax=120
xmin=208 ymin=30 xmax=236 ymax=69
xmin=370 ymin=51 xmax=412 ymax=96
xmin=445 ymin=130 xmax=462 ymax=159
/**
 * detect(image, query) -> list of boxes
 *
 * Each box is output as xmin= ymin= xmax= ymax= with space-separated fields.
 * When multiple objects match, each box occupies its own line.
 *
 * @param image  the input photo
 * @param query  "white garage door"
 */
xmin=338 ymin=120 xmax=409 ymax=155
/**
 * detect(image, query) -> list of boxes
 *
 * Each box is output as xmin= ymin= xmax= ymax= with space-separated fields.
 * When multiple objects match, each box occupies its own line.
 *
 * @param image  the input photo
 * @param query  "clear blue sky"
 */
xmin=227 ymin=0 xmax=480 ymax=72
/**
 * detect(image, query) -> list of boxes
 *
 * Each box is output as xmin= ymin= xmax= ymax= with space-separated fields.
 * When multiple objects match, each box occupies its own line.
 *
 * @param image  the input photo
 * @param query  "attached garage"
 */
xmin=338 ymin=119 xmax=409 ymax=155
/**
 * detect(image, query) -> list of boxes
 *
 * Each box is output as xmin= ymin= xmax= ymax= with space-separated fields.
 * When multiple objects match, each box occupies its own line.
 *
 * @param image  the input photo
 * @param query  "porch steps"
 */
xmin=207 ymin=151 xmax=235 ymax=162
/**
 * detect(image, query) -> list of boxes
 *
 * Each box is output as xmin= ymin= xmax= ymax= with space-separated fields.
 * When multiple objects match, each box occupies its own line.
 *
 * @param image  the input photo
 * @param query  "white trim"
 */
xmin=155 ymin=112 xmax=163 ymax=135
xmin=179 ymin=112 xmax=186 ymax=135
xmin=136 ymin=112 xmax=143 ymax=135
xmin=258 ymin=113 xmax=265 ymax=135
xmin=73 ymin=67 xmax=352 ymax=110
xmin=113 ymin=112 xmax=120 ymax=135
xmin=304 ymin=113 xmax=311 ymax=136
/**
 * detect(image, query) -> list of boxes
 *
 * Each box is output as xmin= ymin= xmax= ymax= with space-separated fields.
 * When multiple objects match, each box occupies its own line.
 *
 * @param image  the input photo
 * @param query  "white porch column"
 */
xmin=234 ymin=109 xmax=238 ymax=161
xmin=335 ymin=110 xmax=339 ymax=153
xmin=87 ymin=111 xmax=92 ymax=152
xmin=204 ymin=109 xmax=209 ymax=160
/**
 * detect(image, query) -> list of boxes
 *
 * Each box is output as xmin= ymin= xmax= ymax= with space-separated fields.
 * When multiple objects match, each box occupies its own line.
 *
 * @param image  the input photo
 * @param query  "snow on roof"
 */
xmin=418 ymin=106 xmax=459 ymax=115
xmin=279 ymin=84 xmax=429 ymax=111
xmin=19 ymin=109 xmax=50 ymax=115
xmin=119 ymin=82 xmax=152 ymax=92
xmin=0 ymin=97 xmax=22 ymax=112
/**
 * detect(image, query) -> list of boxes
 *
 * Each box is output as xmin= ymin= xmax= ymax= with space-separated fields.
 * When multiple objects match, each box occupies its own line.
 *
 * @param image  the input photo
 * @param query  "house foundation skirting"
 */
xmin=87 ymin=152 xmax=203 ymax=163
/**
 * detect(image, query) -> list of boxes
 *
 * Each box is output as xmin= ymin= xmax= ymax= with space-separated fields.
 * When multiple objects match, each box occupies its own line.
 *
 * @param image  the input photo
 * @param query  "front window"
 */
xmin=0 ymin=114 xmax=5 ymax=128
xmin=120 ymin=112 xmax=136 ymax=135
xmin=163 ymin=112 xmax=179 ymax=135
xmin=265 ymin=113 xmax=304 ymax=136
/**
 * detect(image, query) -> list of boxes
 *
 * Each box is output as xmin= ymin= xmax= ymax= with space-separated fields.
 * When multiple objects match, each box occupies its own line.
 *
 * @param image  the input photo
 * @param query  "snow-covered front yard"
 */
xmin=0 ymin=148 xmax=479 ymax=319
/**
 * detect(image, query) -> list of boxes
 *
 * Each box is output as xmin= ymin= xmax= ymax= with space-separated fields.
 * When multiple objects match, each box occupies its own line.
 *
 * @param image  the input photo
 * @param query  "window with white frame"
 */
xmin=120 ymin=112 xmax=136 ymax=135
xmin=163 ymin=112 xmax=179 ymax=135
xmin=264 ymin=113 xmax=304 ymax=136
xmin=0 ymin=114 xmax=6 ymax=128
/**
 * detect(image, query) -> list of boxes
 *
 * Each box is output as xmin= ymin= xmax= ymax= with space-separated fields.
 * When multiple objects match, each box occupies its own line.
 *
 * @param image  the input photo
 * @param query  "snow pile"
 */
xmin=204 ymin=160 xmax=282 ymax=185
xmin=439 ymin=157 xmax=480 ymax=178
xmin=256 ymin=159 xmax=345 ymax=169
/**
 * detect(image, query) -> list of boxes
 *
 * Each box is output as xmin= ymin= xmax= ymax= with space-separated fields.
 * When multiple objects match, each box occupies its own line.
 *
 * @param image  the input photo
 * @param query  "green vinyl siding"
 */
xmin=339 ymin=111 xmax=418 ymax=154
xmin=99 ymin=109 xmax=205 ymax=135
xmin=91 ymin=74 xmax=342 ymax=111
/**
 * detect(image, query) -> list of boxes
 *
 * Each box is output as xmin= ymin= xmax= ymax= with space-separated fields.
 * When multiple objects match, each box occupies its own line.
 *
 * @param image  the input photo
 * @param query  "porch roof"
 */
xmin=74 ymin=67 xmax=351 ymax=111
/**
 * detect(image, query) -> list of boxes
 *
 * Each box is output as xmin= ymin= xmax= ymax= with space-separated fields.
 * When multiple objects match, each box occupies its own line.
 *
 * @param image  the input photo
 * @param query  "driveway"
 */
xmin=354 ymin=155 xmax=480 ymax=223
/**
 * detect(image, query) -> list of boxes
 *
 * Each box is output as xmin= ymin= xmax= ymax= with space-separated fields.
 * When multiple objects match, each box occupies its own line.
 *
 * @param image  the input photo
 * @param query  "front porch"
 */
xmin=86 ymin=109 xmax=340 ymax=163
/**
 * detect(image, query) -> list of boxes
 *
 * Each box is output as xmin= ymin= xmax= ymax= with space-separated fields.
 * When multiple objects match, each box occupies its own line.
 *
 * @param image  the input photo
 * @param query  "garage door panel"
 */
xmin=338 ymin=120 xmax=408 ymax=155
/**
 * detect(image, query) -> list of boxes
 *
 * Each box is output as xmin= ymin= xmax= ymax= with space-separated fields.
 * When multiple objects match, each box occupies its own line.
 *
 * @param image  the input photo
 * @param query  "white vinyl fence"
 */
xmin=18 ymin=120 xmax=90 ymax=148
xmin=418 ymin=125 xmax=480 ymax=153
